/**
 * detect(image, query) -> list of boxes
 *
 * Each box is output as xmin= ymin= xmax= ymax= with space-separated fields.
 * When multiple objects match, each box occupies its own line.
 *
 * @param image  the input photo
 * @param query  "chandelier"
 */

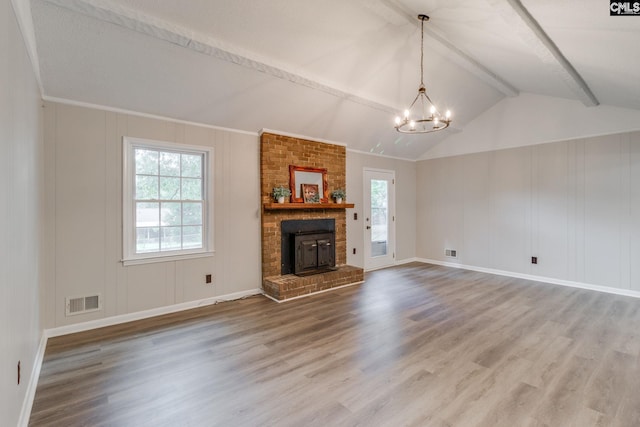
xmin=394 ymin=15 xmax=451 ymax=134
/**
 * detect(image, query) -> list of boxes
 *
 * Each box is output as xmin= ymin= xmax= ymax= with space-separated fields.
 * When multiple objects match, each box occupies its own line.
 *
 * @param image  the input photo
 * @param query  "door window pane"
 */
xmin=371 ymin=179 xmax=388 ymax=257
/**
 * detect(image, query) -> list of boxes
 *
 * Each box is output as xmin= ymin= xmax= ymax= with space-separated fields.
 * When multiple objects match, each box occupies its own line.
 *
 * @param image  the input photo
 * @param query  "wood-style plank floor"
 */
xmin=29 ymin=263 xmax=640 ymax=426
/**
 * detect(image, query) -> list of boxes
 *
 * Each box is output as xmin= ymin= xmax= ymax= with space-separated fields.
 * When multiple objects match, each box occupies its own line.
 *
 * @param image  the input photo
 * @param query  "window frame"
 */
xmin=122 ymin=136 xmax=214 ymax=266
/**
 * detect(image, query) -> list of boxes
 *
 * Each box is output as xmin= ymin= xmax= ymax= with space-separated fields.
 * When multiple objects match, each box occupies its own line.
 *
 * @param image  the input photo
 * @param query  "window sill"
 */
xmin=122 ymin=251 xmax=215 ymax=266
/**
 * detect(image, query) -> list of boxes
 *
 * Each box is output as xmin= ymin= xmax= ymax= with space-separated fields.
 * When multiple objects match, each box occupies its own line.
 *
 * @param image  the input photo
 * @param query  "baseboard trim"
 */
xmin=395 ymin=257 xmax=419 ymax=266
xmin=363 ymin=257 xmax=420 ymax=272
xmin=46 ymin=288 xmax=264 ymax=338
xmin=416 ymin=258 xmax=640 ymax=299
xmin=364 ymin=265 xmax=391 ymax=272
xmin=265 ymin=280 xmax=365 ymax=303
xmin=18 ymin=332 xmax=47 ymax=427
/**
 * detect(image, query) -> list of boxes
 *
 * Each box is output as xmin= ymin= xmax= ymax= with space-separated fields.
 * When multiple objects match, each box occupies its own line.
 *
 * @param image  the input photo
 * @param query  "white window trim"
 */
xmin=122 ymin=136 xmax=214 ymax=266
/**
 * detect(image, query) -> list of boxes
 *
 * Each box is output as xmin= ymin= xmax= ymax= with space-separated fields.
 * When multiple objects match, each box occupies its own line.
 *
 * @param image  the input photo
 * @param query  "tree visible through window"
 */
xmin=123 ymin=137 xmax=213 ymax=263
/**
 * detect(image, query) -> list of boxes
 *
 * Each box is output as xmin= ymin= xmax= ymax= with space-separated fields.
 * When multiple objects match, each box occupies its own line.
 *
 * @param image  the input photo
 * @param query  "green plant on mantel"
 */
xmin=331 ymin=189 xmax=346 ymax=199
xmin=272 ymin=186 xmax=291 ymax=200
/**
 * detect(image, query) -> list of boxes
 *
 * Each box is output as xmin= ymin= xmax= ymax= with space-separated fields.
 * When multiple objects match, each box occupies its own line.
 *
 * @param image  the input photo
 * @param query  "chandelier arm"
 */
xmin=422 ymin=92 xmax=437 ymax=114
xmin=407 ymin=91 xmax=422 ymax=112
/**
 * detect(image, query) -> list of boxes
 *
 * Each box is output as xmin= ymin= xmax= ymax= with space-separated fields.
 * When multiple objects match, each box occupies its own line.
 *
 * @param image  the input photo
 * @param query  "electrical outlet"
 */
xmin=206 ymin=274 xmax=212 ymax=284
xmin=531 ymin=256 xmax=537 ymax=264
xmin=354 ymin=213 xmax=358 ymax=220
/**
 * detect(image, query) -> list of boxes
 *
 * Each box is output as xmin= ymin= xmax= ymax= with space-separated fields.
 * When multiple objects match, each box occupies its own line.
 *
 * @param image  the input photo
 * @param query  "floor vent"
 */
xmin=445 ymin=249 xmax=457 ymax=258
xmin=66 ymin=294 xmax=101 ymax=316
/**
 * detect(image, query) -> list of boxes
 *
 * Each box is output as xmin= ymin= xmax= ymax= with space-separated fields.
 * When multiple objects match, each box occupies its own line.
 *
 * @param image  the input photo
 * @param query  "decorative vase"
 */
xmin=277 ymin=196 xmax=285 ymax=204
xmin=336 ymin=197 xmax=343 ymax=204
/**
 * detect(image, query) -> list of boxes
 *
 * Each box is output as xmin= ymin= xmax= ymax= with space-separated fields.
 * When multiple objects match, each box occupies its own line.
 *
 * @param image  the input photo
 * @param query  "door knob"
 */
xmin=366 ymin=226 xmax=371 ymax=230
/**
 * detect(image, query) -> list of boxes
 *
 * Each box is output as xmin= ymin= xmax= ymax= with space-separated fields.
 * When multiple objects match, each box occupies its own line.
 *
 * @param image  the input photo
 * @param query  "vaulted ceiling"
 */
xmin=27 ymin=0 xmax=640 ymax=159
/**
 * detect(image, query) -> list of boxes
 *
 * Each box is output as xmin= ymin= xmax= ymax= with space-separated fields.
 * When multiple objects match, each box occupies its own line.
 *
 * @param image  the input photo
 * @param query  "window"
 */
xmin=122 ymin=137 xmax=213 ymax=265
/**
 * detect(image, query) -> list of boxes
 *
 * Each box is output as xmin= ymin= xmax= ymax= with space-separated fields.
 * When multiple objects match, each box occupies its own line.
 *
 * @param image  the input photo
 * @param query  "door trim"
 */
xmin=363 ymin=168 xmax=396 ymax=271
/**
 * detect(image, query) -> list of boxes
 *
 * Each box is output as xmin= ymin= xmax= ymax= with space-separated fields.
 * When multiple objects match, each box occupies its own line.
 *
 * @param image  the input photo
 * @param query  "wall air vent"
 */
xmin=66 ymin=294 xmax=101 ymax=316
xmin=445 ymin=249 xmax=457 ymax=258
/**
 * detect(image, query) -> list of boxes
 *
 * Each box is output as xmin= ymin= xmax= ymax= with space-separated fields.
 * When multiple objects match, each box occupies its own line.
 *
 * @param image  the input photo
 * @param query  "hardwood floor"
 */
xmin=29 ymin=263 xmax=640 ymax=426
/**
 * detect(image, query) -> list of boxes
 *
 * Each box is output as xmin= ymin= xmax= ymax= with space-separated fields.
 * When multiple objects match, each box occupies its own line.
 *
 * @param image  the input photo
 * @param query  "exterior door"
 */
xmin=364 ymin=169 xmax=395 ymax=270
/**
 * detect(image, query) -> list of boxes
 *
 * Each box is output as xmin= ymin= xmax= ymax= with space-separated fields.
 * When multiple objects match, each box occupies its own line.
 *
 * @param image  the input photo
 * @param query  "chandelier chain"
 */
xmin=420 ymin=16 xmax=424 ymax=87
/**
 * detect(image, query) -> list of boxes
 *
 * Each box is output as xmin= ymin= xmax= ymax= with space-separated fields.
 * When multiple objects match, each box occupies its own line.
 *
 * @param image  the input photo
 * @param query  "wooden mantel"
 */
xmin=263 ymin=202 xmax=354 ymax=211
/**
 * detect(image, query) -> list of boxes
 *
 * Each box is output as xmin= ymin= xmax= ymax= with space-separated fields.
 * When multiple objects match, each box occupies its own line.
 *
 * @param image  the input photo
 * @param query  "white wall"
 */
xmin=42 ymin=102 xmax=262 ymax=328
xmin=1 ymin=0 xmax=44 ymax=425
xmin=346 ymin=150 xmax=416 ymax=267
xmin=423 ymin=93 xmax=640 ymax=160
xmin=416 ymin=131 xmax=640 ymax=292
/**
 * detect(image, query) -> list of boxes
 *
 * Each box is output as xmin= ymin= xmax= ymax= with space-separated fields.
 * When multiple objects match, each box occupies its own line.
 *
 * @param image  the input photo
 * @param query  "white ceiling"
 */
xmin=28 ymin=0 xmax=640 ymax=159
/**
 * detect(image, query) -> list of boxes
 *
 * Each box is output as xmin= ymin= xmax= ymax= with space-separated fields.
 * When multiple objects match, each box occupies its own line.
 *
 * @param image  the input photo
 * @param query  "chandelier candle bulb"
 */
xmin=394 ymin=14 xmax=452 ymax=134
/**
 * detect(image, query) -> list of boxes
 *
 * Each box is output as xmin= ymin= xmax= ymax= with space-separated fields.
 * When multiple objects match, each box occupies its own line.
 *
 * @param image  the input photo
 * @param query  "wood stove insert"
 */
xmin=281 ymin=219 xmax=336 ymax=276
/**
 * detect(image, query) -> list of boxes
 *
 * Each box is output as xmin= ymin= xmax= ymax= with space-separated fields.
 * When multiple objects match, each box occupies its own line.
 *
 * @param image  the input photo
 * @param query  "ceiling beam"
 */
xmin=369 ymin=0 xmax=519 ymax=98
xmin=10 ymin=0 xmax=44 ymax=95
xmin=41 ymin=0 xmax=400 ymax=115
xmin=491 ymin=0 xmax=599 ymax=107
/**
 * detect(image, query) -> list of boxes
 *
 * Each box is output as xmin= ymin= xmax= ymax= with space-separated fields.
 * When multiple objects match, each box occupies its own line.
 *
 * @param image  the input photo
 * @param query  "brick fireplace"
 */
xmin=260 ymin=131 xmax=364 ymax=300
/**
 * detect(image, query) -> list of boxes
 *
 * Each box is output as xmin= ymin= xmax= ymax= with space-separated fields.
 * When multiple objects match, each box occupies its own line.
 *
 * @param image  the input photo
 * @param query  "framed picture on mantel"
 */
xmin=289 ymin=165 xmax=328 ymax=203
xmin=301 ymin=184 xmax=320 ymax=203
